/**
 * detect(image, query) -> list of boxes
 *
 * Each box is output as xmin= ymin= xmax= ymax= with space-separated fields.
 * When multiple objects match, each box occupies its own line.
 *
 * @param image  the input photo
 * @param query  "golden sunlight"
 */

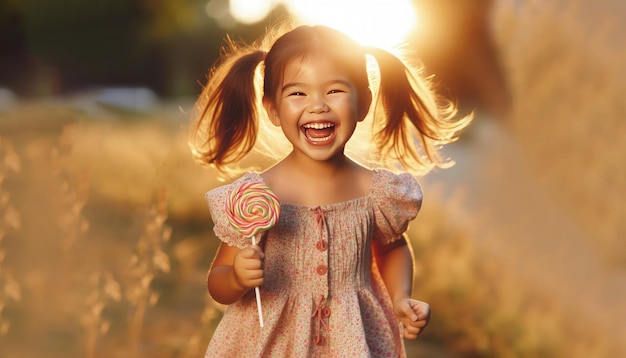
xmin=228 ymin=0 xmax=276 ymax=24
xmin=223 ymin=0 xmax=418 ymax=49
xmin=285 ymin=0 xmax=418 ymax=49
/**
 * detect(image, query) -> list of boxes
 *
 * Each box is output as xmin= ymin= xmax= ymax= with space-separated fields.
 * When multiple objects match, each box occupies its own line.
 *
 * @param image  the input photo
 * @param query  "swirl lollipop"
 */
xmin=226 ymin=181 xmax=280 ymax=327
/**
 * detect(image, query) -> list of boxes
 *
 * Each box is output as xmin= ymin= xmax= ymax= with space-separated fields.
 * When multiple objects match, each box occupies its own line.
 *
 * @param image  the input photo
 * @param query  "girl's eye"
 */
xmin=289 ymin=92 xmax=306 ymax=96
xmin=328 ymin=89 xmax=345 ymax=94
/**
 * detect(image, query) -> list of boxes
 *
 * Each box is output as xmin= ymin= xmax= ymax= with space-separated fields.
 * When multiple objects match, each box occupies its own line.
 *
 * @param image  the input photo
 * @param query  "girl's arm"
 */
xmin=373 ymin=234 xmax=431 ymax=339
xmin=372 ymin=235 xmax=414 ymax=304
xmin=207 ymin=242 xmax=264 ymax=304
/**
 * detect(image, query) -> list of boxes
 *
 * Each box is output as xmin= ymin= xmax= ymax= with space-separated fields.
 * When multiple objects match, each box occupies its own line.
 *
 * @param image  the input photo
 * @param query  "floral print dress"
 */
xmin=204 ymin=169 xmax=422 ymax=357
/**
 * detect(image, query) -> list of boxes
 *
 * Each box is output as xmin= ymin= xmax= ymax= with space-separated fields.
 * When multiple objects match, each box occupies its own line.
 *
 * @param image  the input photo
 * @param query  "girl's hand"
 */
xmin=232 ymin=245 xmax=265 ymax=289
xmin=393 ymin=299 xmax=431 ymax=340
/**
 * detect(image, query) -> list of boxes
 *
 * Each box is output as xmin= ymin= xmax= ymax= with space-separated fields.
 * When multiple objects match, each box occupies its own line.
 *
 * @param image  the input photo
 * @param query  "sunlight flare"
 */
xmin=222 ymin=0 xmax=418 ymax=50
xmin=229 ymin=0 xmax=276 ymax=24
xmin=285 ymin=0 xmax=417 ymax=49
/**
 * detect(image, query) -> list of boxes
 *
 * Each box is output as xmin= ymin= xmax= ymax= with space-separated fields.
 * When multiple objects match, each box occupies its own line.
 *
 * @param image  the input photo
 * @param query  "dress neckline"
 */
xmin=245 ymin=169 xmax=382 ymax=210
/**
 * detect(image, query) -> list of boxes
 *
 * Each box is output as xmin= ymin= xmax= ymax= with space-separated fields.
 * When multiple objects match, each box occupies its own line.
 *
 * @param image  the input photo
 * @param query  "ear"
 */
xmin=263 ymin=97 xmax=281 ymax=126
xmin=357 ymin=89 xmax=373 ymax=122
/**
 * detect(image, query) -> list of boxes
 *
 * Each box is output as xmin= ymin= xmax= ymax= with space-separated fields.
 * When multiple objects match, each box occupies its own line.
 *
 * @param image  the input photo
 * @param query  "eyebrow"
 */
xmin=281 ymin=79 xmax=352 ymax=93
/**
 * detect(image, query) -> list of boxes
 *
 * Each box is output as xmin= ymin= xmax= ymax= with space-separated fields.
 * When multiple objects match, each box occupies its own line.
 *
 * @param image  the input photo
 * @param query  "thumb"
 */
xmin=250 ymin=244 xmax=265 ymax=259
xmin=398 ymin=300 xmax=419 ymax=322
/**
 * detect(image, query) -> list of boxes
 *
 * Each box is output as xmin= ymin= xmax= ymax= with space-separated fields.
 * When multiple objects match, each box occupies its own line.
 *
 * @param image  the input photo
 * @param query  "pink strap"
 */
xmin=312 ymin=295 xmax=329 ymax=345
xmin=315 ymin=207 xmax=327 ymax=249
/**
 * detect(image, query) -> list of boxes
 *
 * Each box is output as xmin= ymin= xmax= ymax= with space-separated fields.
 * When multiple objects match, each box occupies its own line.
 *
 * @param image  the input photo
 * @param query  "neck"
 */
xmin=262 ymin=150 xmax=370 ymax=207
xmin=284 ymin=151 xmax=354 ymax=178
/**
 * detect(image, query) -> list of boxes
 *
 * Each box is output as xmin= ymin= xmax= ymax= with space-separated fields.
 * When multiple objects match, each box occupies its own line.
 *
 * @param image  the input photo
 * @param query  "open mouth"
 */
xmin=302 ymin=122 xmax=335 ymax=143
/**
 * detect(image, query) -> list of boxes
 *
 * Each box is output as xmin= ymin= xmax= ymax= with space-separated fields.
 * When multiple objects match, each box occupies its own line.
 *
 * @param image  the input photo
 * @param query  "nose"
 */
xmin=308 ymin=94 xmax=329 ymax=113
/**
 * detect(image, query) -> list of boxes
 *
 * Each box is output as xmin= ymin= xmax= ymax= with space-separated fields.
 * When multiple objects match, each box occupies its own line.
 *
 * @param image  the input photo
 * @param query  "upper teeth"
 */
xmin=303 ymin=123 xmax=333 ymax=129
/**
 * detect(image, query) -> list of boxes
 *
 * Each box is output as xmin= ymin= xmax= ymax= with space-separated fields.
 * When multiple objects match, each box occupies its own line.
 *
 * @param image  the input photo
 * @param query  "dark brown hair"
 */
xmin=190 ymin=23 xmax=471 ymax=174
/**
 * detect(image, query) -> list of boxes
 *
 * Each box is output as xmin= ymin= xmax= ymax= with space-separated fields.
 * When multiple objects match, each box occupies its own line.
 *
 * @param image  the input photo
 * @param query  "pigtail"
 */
xmin=366 ymin=47 xmax=471 ymax=171
xmin=190 ymin=39 xmax=267 ymax=172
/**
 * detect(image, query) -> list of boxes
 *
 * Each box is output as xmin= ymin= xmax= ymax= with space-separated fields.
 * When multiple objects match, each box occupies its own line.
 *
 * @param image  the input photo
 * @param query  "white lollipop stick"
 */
xmin=226 ymin=181 xmax=279 ymax=329
xmin=251 ymin=235 xmax=264 ymax=328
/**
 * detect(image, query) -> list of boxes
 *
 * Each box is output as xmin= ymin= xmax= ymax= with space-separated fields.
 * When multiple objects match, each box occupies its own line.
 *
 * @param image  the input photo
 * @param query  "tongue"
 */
xmin=306 ymin=127 xmax=333 ymax=138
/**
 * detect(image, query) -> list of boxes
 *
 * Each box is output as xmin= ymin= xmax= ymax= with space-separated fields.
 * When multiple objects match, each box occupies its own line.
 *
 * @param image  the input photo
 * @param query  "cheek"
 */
xmin=329 ymin=96 xmax=357 ymax=111
xmin=341 ymin=98 xmax=360 ymax=119
xmin=279 ymin=100 xmax=307 ymax=118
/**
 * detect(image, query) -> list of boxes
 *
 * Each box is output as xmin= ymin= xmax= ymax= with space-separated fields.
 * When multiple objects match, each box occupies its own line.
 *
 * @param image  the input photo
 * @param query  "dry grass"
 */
xmin=0 ymin=135 xmax=23 ymax=338
xmin=0 ymin=1 xmax=625 ymax=356
xmin=0 ymin=99 xmax=623 ymax=358
xmin=492 ymin=0 xmax=626 ymax=265
xmin=407 ymin=183 xmax=624 ymax=357
xmin=0 ymin=101 xmax=216 ymax=357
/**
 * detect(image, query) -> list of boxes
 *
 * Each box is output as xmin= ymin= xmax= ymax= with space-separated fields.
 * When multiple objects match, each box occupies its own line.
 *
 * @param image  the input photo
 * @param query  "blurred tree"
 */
xmin=0 ymin=0 xmax=156 ymax=96
xmin=138 ymin=0 xmax=208 ymax=41
xmin=0 ymin=0 xmax=31 ymax=95
xmin=0 ymin=0 xmax=284 ymax=98
xmin=410 ymin=0 xmax=511 ymax=118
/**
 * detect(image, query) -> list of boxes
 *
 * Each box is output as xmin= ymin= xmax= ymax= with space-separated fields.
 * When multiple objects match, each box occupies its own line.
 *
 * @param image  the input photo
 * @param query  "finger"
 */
xmin=410 ymin=301 xmax=431 ymax=321
xmin=249 ymin=264 xmax=264 ymax=284
xmin=400 ymin=301 xmax=419 ymax=322
xmin=249 ymin=276 xmax=264 ymax=287
xmin=243 ymin=257 xmax=264 ymax=270
xmin=241 ymin=247 xmax=262 ymax=259
xmin=404 ymin=318 xmax=428 ymax=331
xmin=401 ymin=323 xmax=421 ymax=340
xmin=404 ymin=328 xmax=421 ymax=339
xmin=239 ymin=268 xmax=264 ymax=288
xmin=250 ymin=245 xmax=265 ymax=259
xmin=244 ymin=266 xmax=264 ymax=278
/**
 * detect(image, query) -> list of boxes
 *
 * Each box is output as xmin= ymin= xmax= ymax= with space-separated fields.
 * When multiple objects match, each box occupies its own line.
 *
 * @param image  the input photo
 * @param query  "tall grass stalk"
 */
xmin=125 ymin=188 xmax=172 ymax=355
xmin=0 ymin=137 xmax=22 ymax=338
xmin=80 ymin=272 xmax=121 ymax=358
xmin=51 ymin=124 xmax=91 ymax=252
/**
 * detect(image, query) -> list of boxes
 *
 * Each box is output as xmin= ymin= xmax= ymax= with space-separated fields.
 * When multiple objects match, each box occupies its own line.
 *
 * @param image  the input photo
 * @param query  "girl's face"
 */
xmin=264 ymin=54 xmax=364 ymax=163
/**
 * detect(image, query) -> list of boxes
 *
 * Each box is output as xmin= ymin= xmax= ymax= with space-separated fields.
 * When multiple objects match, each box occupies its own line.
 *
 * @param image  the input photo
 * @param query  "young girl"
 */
xmin=191 ymin=23 xmax=470 ymax=357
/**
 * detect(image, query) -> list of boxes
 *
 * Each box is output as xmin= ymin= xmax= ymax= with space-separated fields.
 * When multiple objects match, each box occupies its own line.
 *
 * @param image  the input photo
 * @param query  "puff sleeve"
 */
xmin=371 ymin=170 xmax=423 ymax=245
xmin=205 ymin=175 xmax=251 ymax=248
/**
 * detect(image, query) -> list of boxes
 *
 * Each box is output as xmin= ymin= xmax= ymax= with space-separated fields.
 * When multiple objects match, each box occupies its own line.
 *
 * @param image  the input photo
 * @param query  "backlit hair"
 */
xmin=190 ymin=21 xmax=471 ymax=178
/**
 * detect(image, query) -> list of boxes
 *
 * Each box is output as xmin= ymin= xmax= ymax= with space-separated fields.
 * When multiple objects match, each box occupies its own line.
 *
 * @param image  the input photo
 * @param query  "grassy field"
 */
xmin=0 ymin=100 xmax=623 ymax=357
xmin=1 ymin=0 xmax=625 ymax=357
xmin=492 ymin=0 xmax=626 ymax=265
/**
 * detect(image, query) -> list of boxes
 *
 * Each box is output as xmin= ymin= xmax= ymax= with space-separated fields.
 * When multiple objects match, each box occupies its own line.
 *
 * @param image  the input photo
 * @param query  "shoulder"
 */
xmin=370 ymin=169 xmax=422 ymax=242
xmin=205 ymin=171 xmax=262 ymax=205
xmin=204 ymin=172 xmax=263 ymax=248
xmin=372 ymin=168 xmax=423 ymax=203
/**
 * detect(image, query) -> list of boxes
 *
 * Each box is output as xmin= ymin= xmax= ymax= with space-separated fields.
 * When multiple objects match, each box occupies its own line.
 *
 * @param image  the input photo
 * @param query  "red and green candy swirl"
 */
xmin=227 ymin=181 xmax=280 ymax=239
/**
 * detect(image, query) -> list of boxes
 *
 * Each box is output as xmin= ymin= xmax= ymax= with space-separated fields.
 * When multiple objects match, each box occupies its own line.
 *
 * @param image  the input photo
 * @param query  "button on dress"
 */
xmin=204 ymin=169 xmax=422 ymax=357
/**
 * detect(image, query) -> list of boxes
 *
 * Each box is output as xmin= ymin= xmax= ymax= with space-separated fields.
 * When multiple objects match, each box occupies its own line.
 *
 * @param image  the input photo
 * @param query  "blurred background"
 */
xmin=1 ymin=0 xmax=625 ymax=357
